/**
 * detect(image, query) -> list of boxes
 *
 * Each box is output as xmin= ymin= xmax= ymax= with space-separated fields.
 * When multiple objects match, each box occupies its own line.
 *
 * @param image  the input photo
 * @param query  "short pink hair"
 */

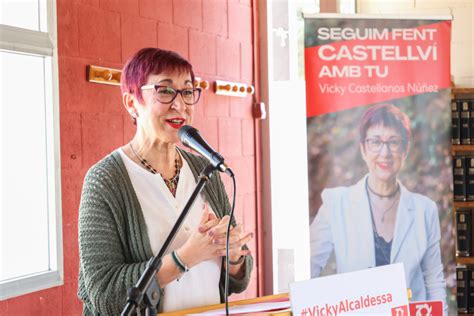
xmin=120 ymin=47 xmax=195 ymax=103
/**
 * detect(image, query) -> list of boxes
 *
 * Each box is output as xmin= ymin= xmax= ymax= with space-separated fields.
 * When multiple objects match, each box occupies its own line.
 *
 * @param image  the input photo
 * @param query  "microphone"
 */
xmin=178 ymin=125 xmax=233 ymax=176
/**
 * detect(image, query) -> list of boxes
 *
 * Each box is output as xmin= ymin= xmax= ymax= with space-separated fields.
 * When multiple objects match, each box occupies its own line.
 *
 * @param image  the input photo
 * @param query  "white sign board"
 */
xmin=289 ymin=263 xmax=410 ymax=315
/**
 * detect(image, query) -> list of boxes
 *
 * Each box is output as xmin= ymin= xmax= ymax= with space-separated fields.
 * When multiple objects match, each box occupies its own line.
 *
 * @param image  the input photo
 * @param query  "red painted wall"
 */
xmin=0 ymin=0 xmax=257 ymax=314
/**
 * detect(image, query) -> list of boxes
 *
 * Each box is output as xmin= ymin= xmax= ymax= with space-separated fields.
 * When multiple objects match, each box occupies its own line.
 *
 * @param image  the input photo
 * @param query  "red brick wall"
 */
xmin=0 ymin=0 xmax=257 ymax=314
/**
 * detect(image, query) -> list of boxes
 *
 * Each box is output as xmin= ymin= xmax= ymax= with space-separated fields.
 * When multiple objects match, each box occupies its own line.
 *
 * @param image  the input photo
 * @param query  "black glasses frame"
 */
xmin=140 ymin=84 xmax=202 ymax=105
xmin=365 ymin=138 xmax=404 ymax=153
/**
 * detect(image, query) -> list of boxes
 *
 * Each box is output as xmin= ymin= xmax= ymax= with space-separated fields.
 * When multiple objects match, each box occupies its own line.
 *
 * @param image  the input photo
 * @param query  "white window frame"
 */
xmin=259 ymin=0 xmax=312 ymax=295
xmin=258 ymin=0 xmax=356 ymax=295
xmin=0 ymin=0 xmax=63 ymax=300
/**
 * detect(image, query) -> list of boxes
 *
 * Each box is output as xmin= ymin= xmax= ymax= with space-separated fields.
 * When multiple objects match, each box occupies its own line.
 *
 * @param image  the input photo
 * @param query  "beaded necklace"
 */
xmin=129 ymin=142 xmax=181 ymax=196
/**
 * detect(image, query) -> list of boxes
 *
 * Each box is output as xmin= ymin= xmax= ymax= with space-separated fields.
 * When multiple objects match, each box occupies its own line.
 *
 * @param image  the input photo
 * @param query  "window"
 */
xmin=259 ymin=0 xmax=356 ymax=294
xmin=259 ymin=0 xmax=316 ymax=294
xmin=0 ymin=0 xmax=62 ymax=299
xmin=339 ymin=0 xmax=356 ymax=14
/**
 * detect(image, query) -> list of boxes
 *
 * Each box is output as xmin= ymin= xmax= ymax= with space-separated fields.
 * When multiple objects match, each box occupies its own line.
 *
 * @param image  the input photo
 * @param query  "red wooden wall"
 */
xmin=0 ymin=0 xmax=257 ymax=314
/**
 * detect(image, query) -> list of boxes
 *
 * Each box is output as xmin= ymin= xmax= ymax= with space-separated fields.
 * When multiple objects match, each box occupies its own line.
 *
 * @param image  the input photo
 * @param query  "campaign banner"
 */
xmin=305 ymin=16 xmax=451 ymax=117
xmin=305 ymin=15 xmax=453 ymax=315
xmin=289 ymin=264 xmax=409 ymax=316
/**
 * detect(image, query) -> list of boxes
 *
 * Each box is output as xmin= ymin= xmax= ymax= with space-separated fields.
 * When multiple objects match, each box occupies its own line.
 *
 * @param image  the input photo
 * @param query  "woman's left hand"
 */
xmin=204 ymin=216 xmax=253 ymax=271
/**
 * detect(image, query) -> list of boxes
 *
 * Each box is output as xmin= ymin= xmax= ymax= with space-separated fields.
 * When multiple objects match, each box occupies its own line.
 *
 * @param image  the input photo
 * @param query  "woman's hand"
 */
xmin=177 ymin=205 xmax=253 ymax=269
xmin=176 ymin=205 xmax=224 ymax=268
xmin=203 ymin=212 xmax=253 ymax=278
xmin=207 ymin=220 xmax=253 ymax=261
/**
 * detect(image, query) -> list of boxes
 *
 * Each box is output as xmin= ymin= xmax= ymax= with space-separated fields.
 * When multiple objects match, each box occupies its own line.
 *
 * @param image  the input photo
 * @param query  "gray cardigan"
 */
xmin=77 ymin=149 xmax=253 ymax=315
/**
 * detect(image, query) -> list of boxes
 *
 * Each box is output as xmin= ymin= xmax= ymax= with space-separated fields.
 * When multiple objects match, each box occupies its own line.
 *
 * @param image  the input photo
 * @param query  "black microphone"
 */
xmin=178 ymin=125 xmax=233 ymax=176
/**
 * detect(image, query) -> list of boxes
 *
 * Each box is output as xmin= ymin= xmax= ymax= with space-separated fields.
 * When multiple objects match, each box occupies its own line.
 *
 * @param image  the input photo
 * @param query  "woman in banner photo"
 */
xmin=78 ymin=48 xmax=253 ymax=315
xmin=310 ymin=104 xmax=446 ymax=306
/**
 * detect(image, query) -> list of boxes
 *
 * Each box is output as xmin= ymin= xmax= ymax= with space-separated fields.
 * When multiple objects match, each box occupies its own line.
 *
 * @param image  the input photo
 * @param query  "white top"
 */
xmin=118 ymin=148 xmax=221 ymax=312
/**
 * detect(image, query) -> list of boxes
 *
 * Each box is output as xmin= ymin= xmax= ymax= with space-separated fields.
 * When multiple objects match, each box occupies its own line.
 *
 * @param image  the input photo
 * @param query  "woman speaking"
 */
xmin=78 ymin=48 xmax=253 ymax=315
xmin=310 ymin=104 xmax=446 ymax=309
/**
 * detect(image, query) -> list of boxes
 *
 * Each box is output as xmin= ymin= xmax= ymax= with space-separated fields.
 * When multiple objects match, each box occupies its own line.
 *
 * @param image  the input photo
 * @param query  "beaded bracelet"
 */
xmin=171 ymin=250 xmax=190 ymax=273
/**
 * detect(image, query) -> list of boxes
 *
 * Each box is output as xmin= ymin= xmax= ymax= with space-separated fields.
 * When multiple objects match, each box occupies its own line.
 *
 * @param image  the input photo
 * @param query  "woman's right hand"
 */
xmin=176 ymin=205 xmax=224 ymax=268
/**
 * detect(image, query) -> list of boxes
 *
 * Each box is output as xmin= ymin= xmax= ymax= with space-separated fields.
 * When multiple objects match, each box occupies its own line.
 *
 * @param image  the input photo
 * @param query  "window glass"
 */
xmin=0 ymin=0 xmax=47 ymax=32
xmin=339 ymin=0 xmax=356 ymax=14
xmin=297 ymin=0 xmax=319 ymax=80
xmin=0 ymin=51 xmax=51 ymax=281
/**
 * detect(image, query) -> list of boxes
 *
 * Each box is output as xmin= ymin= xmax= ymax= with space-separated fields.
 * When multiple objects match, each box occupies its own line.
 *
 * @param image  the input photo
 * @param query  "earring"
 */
xmin=129 ymin=111 xmax=137 ymax=125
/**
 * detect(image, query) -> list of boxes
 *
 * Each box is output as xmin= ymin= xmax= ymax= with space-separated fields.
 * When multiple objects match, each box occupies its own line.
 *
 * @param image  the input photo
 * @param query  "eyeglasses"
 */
xmin=365 ymin=138 xmax=403 ymax=153
xmin=140 ymin=85 xmax=201 ymax=105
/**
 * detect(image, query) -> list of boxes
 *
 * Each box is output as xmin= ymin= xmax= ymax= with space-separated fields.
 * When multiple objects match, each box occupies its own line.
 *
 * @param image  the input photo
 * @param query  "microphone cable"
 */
xmin=224 ymin=169 xmax=236 ymax=316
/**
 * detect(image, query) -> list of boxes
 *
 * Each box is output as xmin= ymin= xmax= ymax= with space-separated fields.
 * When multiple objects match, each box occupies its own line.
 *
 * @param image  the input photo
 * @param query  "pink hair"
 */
xmin=120 ymin=47 xmax=195 ymax=103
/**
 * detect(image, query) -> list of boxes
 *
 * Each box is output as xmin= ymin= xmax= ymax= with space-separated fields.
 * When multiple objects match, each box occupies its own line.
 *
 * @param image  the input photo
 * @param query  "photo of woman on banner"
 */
xmin=309 ymin=104 xmax=446 ymax=307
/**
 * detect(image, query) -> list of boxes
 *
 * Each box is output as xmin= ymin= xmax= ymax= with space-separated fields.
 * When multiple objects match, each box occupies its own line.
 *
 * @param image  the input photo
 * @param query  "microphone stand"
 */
xmin=121 ymin=164 xmax=217 ymax=316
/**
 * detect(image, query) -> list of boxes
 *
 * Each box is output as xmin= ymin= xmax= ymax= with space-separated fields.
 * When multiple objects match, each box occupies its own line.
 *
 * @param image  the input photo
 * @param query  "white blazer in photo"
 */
xmin=310 ymin=175 xmax=447 ymax=309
